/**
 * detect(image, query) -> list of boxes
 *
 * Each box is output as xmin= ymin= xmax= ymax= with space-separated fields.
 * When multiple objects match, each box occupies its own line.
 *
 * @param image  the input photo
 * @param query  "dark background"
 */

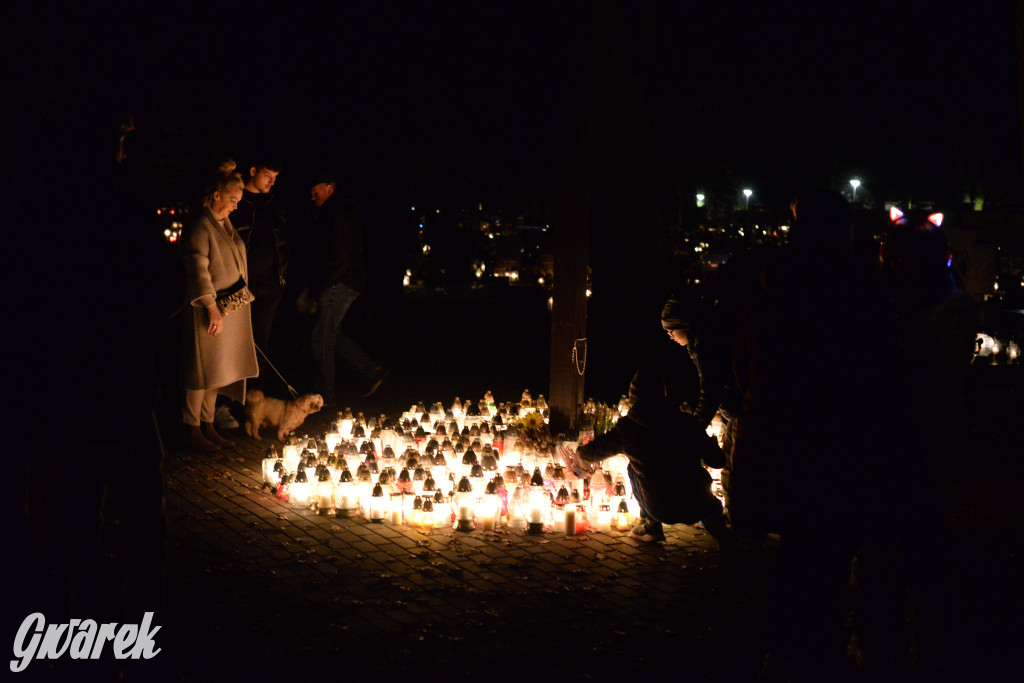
xmin=3 ymin=0 xmax=1022 ymax=403
xmin=5 ymin=0 xmax=1020 ymax=207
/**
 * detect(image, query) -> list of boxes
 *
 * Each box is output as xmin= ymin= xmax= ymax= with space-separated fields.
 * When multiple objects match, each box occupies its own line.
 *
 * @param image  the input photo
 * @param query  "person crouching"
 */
xmin=576 ymin=367 xmax=733 ymax=546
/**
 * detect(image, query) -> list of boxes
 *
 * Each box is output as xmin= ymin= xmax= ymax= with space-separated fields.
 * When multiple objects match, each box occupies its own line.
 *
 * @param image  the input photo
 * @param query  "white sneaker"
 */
xmin=214 ymin=405 xmax=239 ymax=430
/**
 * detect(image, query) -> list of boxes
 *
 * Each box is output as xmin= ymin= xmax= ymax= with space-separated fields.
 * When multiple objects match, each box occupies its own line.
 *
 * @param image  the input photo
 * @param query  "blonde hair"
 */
xmin=203 ymin=159 xmax=244 ymax=208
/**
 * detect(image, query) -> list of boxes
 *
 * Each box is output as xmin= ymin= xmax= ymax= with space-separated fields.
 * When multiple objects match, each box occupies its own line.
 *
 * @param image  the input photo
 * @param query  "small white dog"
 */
xmin=244 ymin=390 xmax=324 ymax=442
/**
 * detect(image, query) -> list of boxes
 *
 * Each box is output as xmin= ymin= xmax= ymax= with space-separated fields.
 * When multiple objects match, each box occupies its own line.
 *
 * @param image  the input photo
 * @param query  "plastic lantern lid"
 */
xmin=530 ymin=468 xmax=545 ymax=487
xmin=457 ymin=476 xmax=473 ymax=493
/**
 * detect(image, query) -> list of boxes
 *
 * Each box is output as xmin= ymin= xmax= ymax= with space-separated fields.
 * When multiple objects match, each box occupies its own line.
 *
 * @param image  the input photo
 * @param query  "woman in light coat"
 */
xmin=181 ymin=165 xmax=258 ymax=450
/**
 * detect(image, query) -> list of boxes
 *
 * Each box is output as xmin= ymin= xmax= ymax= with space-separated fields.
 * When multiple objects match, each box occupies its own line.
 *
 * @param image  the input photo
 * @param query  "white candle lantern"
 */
xmin=364 ymin=450 xmax=379 ymax=476
xmin=380 ymin=426 xmax=398 ymax=454
xmin=290 ymin=469 xmax=311 ymax=509
xmin=596 ymin=504 xmax=612 ymax=532
xmin=282 ymin=438 xmax=302 ymax=474
xmin=510 ymin=486 xmax=528 ymax=530
xmin=316 ymin=467 xmax=334 ymax=514
xmin=476 ymin=480 xmax=500 ymax=531
xmin=480 ymin=448 xmax=499 ymax=475
xmin=400 ymin=490 xmax=415 ymax=524
xmin=615 ymin=499 xmax=631 ymax=531
xmin=338 ymin=408 xmax=354 ymax=438
xmin=469 ymin=463 xmax=486 ymax=494
xmin=430 ymin=453 xmax=448 ymax=489
xmin=454 ymin=476 xmax=475 ymax=532
xmin=352 ymin=424 xmax=367 ymax=451
xmin=300 ymin=451 xmax=316 ymax=485
xmin=396 ymin=468 xmax=413 ymax=494
xmin=527 ymin=467 xmax=550 ymax=534
xmin=552 ymin=486 xmax=570 ymax=532
xmin=421 ymin=498 xmax=435 ymax=529
xmin=368 ymin=483 xmax=386 ymax=523
xmin=334 ymin=468 xmax=356 ymax=517
xmin=461 ymin=448 xmax=478 ymax=480
xmin=324 ymin=428 xmax=341 ymax=453
xmin=262 ymin=446 xmax=282 ymax=485
xmin=411 ymin=495 xmax=425 ymax=527
xmin=388 ymin=493 xmax=403 ymax=525
xmin=412 ymin=466 xmax=427 ymax=496
xmin=370 ymin=427 xmax=383 ymax=458
xmin=356 ymin=465 xmax=373 ymax=516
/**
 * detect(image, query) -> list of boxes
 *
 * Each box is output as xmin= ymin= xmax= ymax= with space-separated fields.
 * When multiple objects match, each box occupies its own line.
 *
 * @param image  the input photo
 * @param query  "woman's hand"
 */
xmin=207 ymin=305 xmax=224 ymax=336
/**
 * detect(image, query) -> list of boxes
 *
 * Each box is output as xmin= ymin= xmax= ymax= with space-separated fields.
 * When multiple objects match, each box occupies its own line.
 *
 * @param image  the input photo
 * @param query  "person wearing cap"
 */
xmin=307 ymin=174 xmax=387 ymax=402
xmin=575 ymin=367 xmax=732 ymax=546
xmin=661 ymin=294 xmax=734 ymax=428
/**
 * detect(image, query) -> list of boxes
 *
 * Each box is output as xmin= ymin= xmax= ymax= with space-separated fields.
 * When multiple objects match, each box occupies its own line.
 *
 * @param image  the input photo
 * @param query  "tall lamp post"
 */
xmin=742 ymin=188 xmax=752 ymax=209
xmin=849 ymin=178 xmax=861 ymax=203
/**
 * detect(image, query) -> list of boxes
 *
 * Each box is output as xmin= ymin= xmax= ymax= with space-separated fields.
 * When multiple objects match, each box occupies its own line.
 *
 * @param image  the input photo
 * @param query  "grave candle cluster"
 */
xmin=261 ymin=390 xmax=727 ymax=534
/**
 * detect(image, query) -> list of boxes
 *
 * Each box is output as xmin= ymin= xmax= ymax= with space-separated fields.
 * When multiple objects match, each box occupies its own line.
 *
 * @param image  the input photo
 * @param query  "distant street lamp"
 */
xmin=696 ymin=193 xmax=705 ymax=208
xmin=742 ymin=188 xmax=752 ymax=210
xmin=849 ymin=178 xmax=861 ymax=202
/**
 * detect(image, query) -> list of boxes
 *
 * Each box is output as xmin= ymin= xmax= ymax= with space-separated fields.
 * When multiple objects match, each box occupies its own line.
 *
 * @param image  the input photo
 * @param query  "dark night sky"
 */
xmin=5 ymin=0 xmax=1021 ymax=212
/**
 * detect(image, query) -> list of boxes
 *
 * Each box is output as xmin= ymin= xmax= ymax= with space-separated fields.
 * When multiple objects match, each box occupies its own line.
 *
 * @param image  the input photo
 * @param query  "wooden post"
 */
xmin=548 ymin=17 xmax=596 ymax=434
xmin=548 ymin=120 xmax=592 ymax=433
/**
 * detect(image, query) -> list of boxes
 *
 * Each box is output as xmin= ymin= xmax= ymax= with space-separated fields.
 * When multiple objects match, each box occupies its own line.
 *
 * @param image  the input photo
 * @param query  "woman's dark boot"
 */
xmin=202 ymin=421 xmax=235 ymax=448
xmin=188 ymin=425 xmax=220 ymax=452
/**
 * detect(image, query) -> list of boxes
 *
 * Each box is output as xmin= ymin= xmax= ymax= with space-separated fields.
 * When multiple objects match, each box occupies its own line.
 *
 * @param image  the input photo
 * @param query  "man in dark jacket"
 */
xmin=308 ymin=174 xmax=387 ymax=403
xmin=233 ymin=160 xmax=287 ymax=391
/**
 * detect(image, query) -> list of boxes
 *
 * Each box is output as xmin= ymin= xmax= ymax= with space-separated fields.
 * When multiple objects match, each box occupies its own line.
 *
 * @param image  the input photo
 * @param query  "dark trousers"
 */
xmin=249 ymin=277 xmax=285 ymax=390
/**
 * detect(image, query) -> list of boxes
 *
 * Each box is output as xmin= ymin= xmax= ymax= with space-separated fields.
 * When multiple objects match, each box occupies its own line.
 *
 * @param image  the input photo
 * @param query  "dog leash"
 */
xmin=254 ymin=344 xmax=299 ymax=399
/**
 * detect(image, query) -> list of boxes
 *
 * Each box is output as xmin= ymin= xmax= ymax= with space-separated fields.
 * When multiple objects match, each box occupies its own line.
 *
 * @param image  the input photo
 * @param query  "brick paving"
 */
xmin=160 ymin=407 xmax=777 ymax=682
xmin=151 ymin=378 xmax=1024 ymax=683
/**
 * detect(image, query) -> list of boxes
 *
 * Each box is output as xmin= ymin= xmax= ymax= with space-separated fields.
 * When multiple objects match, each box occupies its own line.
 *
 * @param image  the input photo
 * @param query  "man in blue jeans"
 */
xmin=308 ymin=174 xmax=387 ymax=403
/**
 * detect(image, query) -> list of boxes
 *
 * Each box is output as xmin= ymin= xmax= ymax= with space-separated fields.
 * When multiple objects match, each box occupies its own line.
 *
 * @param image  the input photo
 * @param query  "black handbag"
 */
xmin=215 ymin=276 xmax=255 ymax=316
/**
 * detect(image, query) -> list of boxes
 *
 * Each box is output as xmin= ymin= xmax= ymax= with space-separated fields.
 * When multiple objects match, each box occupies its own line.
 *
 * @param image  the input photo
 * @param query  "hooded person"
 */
xmin=575 ymin=367 xmax=732 ymax=545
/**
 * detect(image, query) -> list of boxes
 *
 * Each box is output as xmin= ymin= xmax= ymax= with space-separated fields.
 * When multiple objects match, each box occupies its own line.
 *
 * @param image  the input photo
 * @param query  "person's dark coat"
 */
xmin=578 ymin=385 xmax=725 ymax=524
xmin=308 ymin=193 xmax=366 ymax=297
xmin=233 ymin=189 xmax=288 ymax=286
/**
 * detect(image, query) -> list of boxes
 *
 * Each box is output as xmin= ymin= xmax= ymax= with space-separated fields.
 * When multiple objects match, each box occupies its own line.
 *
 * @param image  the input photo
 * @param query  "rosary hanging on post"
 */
xmin=571 ymin=338 xmax=587 ymax=376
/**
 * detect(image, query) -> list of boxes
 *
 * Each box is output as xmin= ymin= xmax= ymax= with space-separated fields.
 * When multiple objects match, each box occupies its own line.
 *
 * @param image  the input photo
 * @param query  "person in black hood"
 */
xmin=575 ymin=367 xmax=732 ymax=546
xmin=233 ymin=160 xmax=287 ymax=391
xmin=308 ymin=174 xmax=387 ymax=403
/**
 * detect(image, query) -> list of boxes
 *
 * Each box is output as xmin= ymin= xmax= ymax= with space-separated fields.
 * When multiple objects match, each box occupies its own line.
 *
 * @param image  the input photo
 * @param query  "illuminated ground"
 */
xmin=150 ymin=378 xmax=1023 ymax=682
